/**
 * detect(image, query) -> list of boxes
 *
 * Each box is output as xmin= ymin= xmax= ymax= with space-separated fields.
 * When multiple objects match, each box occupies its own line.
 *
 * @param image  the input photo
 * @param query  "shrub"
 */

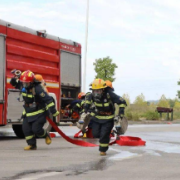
xmin=132 ymin=112 xmax=140 ymax=121
xmin=126 ymin=111 xmax=133 ymax=120
xmin=145 ymin=111 xmax=159 ymax=120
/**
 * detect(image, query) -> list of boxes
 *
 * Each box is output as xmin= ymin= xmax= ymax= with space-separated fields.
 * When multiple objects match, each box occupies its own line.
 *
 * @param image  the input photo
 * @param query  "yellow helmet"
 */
xmin=91 ymin=79 xmax=107 ymax=90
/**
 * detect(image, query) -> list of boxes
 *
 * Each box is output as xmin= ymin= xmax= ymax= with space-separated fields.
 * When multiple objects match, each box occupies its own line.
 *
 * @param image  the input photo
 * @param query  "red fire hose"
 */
xmin=47 ymin=117 xmax=98 ymax=147
xmin=47 ymin=117 xmax=146 ymax=147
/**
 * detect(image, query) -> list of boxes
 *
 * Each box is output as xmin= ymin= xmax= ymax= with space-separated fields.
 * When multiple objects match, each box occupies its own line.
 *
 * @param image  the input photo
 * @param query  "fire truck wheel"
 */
xmin=12 ymin=124 xmax=25 ymax=138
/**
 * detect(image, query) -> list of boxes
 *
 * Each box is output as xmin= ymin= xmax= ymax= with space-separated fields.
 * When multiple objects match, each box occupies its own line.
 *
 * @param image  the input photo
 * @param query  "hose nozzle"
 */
xmin=15 ymin=70 xmax=22 ymax=76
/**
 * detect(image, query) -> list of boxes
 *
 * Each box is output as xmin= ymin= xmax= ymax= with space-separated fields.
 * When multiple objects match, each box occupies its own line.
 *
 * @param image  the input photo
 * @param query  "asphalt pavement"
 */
xmin=0 ymin=123 xmax=180 ymax=180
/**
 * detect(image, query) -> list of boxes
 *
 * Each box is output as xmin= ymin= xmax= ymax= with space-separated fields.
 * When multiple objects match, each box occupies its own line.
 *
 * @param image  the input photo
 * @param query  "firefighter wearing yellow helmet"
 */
xmin=81 ymin=78 xmax=126 ymax=156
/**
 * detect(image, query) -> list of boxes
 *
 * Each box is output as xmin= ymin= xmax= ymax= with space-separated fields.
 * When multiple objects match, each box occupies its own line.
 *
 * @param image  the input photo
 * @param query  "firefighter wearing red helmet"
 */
xmin=81 ymin=78 xmax=126 ymax=156
xmin=10 ymin=70 xmax=59 ymax=150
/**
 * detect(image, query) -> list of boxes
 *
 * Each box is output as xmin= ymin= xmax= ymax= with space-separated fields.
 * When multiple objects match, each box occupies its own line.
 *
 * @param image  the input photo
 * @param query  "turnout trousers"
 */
xmin=22 ymin=112 xmax=47 ymax=146
xmin=92 ymin=120 xmax=114 ymax=152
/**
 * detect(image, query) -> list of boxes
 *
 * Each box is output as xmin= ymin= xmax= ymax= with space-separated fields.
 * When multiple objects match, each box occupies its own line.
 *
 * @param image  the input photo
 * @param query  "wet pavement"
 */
xmin=0 ymin=124 xmax=180 ymax=180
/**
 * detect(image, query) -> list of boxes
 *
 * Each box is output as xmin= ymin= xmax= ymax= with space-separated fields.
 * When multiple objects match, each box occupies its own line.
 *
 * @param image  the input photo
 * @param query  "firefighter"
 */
xmin=65 ymin=92 xmax=86 ymax=117
xmin=105 ymin=80 xmax=127 ymax=136
xmin=34 ymin=74 xmax=48 ymax=93
xmin=10 ymin=70 xmax=59 ymax=150
xmin=74 ymin=92 xmax=91 ymax=132
xmin=73 ymin=92 xmax=86 ymax=114
xmin=82 ymin=78 xmax=126 ymax=156
xmin=105 ymin=80 xmax=114 ymax=91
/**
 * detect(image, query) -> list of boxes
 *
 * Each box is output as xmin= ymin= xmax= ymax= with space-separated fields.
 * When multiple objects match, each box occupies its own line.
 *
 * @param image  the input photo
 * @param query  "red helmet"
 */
xmin=78 ymin=92 xmax=85 ymax=99
xmin=20 ymin=70 xmax=35 ymax=83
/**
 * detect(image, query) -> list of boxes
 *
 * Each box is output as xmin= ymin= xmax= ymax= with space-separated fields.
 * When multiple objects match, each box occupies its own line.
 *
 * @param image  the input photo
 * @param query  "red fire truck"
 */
xmin=0 ymin=19 xmax=82 ymax=138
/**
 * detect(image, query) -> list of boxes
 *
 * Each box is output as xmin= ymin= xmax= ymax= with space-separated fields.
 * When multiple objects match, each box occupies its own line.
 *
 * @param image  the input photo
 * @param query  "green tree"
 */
xmin=122 ymin=94 xmax=130 ymax=106
xmin=157 ymin=95 xmax=169 ymax=107
xmin=134 ymin=93 xmax=147 ymax=106
xmin=93 ymin=56 xmax=118 ymax=82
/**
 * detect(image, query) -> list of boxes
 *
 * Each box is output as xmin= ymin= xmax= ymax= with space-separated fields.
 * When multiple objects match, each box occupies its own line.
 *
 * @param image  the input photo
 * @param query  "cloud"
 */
xmin=1 ymin=0 xmax=180 ymax=101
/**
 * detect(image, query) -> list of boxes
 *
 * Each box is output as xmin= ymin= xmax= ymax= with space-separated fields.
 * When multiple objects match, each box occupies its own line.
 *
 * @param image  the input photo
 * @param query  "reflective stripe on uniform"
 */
xmin=26 ymin=109 xmax=45 ymax=117
xmin=53 ymin=111 xmax=59 ymax=117
xmin=81 ymin=101 xmax=85 ymax=106
xmin=100 ymin=143 xmax=109 ymax=147
xmin=22 ymin=110 xmax=26 ymax=115
xmin=85 ymin=100 xmax=92 ymax=104
xmin=47 ymin=102 xmax=55 ymax=108
xmin=104 ymin=103 xmax=110 ymax=107
xmin=90 ymin=112 xmax=95 ymax=116
xmin=94 ymin=102 xmax=103 ymax=107
xmin=76 ymin=103 xmax=81 ymax=108
xmin=120 ymin=114 xmax=124 ymax=117
xmin=25 ymin=135 xmax=34 ymax=140
xmin=94 ymin=102 xmax=109 ymax=107
xmin=22 ymin=93 xmax=34 ymax=98
xmin=119 ymin=104 xmax=126 ymax=108
xmin=95 ymin=115 xmax=114 ymax=119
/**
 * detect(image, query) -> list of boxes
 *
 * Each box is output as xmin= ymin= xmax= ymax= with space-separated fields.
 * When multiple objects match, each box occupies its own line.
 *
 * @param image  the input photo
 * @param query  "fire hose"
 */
xmin=47 ymin=117 xmax=146 ymax=147
xmin=47 ymin=117 xmax=98 ymax=147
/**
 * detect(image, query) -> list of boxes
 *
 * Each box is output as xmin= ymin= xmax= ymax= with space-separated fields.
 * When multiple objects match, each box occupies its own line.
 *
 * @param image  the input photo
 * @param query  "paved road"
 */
xmin=0 ymin=124 xmax=180 ymax=180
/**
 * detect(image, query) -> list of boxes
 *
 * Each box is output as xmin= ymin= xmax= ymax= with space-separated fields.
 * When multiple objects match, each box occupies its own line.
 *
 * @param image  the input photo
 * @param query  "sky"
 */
xmin=0 ymin=0 xmax=180 ymax=102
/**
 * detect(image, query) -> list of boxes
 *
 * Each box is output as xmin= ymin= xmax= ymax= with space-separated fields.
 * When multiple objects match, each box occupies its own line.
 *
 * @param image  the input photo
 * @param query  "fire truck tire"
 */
xmin=12 ymin=124 xmax=25 ymax=138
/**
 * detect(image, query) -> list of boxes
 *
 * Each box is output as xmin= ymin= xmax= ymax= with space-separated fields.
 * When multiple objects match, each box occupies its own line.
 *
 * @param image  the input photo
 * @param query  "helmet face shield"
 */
xmin=22 ymin=82 xmax=31 ymax=88
xmin=92 ymin=89 xmax=103 ymax=100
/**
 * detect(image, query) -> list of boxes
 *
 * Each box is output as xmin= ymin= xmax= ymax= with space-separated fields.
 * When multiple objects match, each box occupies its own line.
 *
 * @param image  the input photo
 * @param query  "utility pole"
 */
xmin=83 ymin=0 xmax=89 ymax=92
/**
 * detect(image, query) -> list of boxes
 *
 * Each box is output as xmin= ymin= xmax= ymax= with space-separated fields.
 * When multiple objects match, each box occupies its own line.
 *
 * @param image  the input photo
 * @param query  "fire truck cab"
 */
xmin=0 ymin=19 xmax=81 ymax=138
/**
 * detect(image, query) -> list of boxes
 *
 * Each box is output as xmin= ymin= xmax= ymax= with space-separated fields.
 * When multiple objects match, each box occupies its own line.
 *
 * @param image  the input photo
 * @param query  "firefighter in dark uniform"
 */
xmin=83 ymin=79 xmax=126 ymax=156
xmin=10 ymin=70 xmax=59 ymax=150
xmin=105 ymin=80 xmax=127 ymax=126
xmin=105 ymin=80 xmax=127 ymax=136
xmin=72 ymin=92 xmax=86 ymax=114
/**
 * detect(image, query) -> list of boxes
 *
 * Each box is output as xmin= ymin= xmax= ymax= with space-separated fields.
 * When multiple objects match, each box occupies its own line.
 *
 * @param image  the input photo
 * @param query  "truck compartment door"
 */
xmin=60 ymin=51 xmax=81 ymax=87
xmin=7 ymin=90 xmax=24 ymax=123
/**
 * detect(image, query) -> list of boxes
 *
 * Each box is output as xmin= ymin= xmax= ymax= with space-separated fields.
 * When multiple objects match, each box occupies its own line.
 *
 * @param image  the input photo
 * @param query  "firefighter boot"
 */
xmin=45 ymin=133 xmax=52 ymax=145
xmin=82 ymin=132 xmax=87 ymax=138
xmin=100 ymin=152 xmax=106 ymax=156
xmin=24 ymin=145 xmax=37 ymax=150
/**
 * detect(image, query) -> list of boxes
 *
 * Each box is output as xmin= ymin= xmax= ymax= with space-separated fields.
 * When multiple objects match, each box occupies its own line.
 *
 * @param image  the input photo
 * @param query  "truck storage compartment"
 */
xmin=60 ymin=86 xmax=80 ymax=122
